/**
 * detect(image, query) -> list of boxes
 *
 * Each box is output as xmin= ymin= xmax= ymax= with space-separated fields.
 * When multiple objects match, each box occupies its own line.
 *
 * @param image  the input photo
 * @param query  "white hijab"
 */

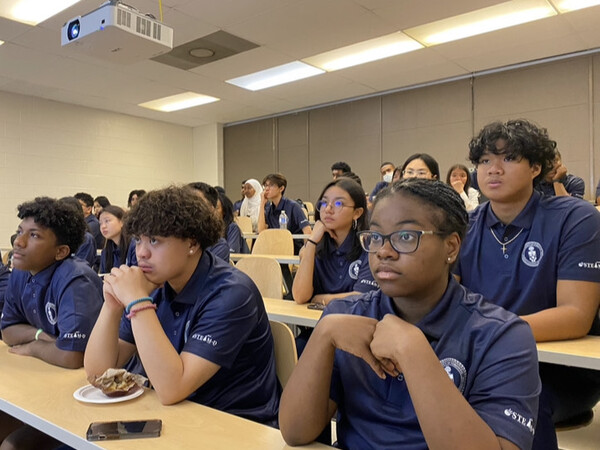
xmin=240 ymin=178 xmax=263 ymax=231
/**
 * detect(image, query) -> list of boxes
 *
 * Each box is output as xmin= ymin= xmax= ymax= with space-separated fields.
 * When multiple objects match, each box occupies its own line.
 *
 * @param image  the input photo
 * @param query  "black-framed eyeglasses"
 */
xmin=357 ymin=230 xmax=444 ymax=254
xmin=316 ymin=199 xmax=355 ymax=212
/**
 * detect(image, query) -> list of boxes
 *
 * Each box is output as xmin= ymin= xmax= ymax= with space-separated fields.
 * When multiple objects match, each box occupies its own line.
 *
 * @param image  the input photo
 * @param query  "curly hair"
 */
xmin=18 ymin=197 xmax=86 ymax=254
xmin=373 ymin=179 xmax=468 ymax=242
xmin=124 ymin=186 xmax=222 ymax=251
xmin=468 ymin=119 xmax=556 ymax=186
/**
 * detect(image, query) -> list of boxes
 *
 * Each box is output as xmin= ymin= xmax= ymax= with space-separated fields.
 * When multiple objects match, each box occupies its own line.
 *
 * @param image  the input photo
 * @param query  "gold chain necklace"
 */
xmin=489 ymin=227 xmax=524 ymax=255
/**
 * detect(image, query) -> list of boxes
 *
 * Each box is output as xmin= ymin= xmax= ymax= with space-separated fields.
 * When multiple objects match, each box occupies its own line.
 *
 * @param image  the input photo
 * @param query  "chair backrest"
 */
xmin=235 ymin=216 xmax=254 ymax=250
xmin=235 ymin=256 xmax=284 ymax=299
xmin=269 ymin=320 xmax=298 ymax=389
xmin=252 ymin=229 xmax=293 ymax=256
xmin=304 ymin=201 xmax=315 ymax=216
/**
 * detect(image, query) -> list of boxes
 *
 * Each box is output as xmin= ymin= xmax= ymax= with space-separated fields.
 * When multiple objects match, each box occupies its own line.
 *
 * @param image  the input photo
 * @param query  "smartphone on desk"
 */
xmin=307 ymin=303 xmax=325 ymax=310
xmin=86 ymin=419 xmax=162 ymax=441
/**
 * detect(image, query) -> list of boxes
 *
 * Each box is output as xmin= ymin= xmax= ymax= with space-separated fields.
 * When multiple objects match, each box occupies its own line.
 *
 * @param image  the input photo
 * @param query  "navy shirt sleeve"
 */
xmin=564 ymin=175 xmax=585 ymax=198
xmin=75 ymin=232 xmax=96 ymax=267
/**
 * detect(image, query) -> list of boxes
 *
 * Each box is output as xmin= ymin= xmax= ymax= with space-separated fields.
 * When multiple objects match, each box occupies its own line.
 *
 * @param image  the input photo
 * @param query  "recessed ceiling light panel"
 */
xmin=0 ymin=0 xmax=82 ymax=26
xmin=139 ymin=92 xmax=220 ymax=112
xmin=226 ymin=61 xmax=325 ymax=91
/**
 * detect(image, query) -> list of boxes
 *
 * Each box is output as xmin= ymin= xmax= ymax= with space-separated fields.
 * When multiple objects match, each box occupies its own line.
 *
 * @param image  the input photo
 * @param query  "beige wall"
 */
xmin=224 ymin=53 xmax=600 ymax=204
xmin=0 ymin=91 xmax=194 ymax=248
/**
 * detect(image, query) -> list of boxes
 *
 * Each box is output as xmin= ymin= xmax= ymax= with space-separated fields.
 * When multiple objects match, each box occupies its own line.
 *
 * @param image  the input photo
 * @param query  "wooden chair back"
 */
xmin=252 ymin=229 xmax=293 ymax=256
xmin=235 ymin=256 xmax=284 ymax=299
xmin=269 ymin=320 xmax=298 ymax=388
xmin=235 ymin=216 xmax=254 ymax=250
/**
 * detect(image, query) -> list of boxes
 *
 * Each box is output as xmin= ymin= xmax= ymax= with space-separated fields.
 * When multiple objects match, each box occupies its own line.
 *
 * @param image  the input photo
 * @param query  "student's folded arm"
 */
xmin=1 ymin=324 xmax=41 ymax=346
xmin=30 ymin=341 xmax=84 ymax=369
xmin=292 ymin=244 xmax=316 ymax=304
xmin=312 ymin=291 xmax=360 ymax=306
xmin=84 ymin=302 xmax=136 ymax=379
xmin=521 ymin=279 xmax=600 ymax=341
xmin=129 ymin=309 xmax=221 ymax=405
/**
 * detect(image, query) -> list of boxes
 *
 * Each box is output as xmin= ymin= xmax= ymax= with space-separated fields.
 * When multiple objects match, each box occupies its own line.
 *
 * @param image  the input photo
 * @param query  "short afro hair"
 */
xmin=125 ymin=186 xmax=222 ymax=251
xmin=18 ymin=197 xmax=86 ymax=255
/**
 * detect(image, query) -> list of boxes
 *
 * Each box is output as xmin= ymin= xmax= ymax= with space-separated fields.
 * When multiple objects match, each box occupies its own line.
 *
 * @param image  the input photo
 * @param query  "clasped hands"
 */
xmin=102 ymin=265 xmax=159 ymax=312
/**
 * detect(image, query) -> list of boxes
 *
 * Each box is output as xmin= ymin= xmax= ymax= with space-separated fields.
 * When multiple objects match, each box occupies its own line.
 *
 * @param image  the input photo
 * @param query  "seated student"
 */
xmin=0 ymin=197 xmax=104 ymax=450
xmin=74 ymin=192 xmax=105 ymax=251
xmin=84 ymin=186 xmax=280 ymax=425
xmin=188 ymin=182 xmax=230 ymax=263
xmin=232 ymin=180 xmax=247 ymax=217
xmin=240 ymin=179 xmax=263 ymax=232
xmin=455 ymin=119 xmax=600 ymax=450
xmin=401 ymin=153 xmax=440 ymax=180
xmin=93 ymin=195 xmax=110 ymax=219
xmin=280 ymin=179 xmax=541 ymax=449
xmin=535 ymin=149 xmax=585 ymax=198
xmin=217 ymin=190 xmax=249 ymax=254
xmin=331 ymin=161 xmax=352 ymax=180
xmin=99 ymin=205 xmax=137 ymax=273
xmin=446 ymin=164 xmax=480 ymax=211
xmin=368 ymin=161 xmax=395 ymax=205
xmin=59 ymin=196 xmax=97 ymax=268
xmin=258 ymin=173 xmax=311 ymax=255
xmin=127 ymin=189 xmax=146 ymax=209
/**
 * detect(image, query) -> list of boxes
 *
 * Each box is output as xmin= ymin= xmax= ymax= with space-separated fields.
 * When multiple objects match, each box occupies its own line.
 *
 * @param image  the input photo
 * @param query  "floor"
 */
xmin=557 ymin=403 xmax=600 ymax=450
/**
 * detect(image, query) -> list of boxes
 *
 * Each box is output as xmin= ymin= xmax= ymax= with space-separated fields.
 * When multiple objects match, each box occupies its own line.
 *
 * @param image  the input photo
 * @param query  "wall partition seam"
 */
xmin=273 ymin=117 xmax=279 ymax=171
xmin=589 ymin=56 xmax=595 ymax=197
xmin=470 ymin=76 xmax=475 ymax=138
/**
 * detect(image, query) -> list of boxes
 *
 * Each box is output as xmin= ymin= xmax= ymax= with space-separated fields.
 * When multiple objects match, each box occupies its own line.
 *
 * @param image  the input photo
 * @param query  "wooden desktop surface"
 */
xmin=0 ymin=343 xmax=329 ymax=450
xmin=231 ymin=253 xmax=300 ymax=265
xmin=536 ymin=335 xmax=600 ymax=370
xmin=264 ymin=297 xmax=322 ymax=327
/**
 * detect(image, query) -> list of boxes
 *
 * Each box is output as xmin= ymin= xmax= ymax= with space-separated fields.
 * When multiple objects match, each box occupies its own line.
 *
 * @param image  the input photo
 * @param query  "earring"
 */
xmin=447 ymin=257 xmax=453 ymax=263
xmin=189 ymin=250 xmax=194 ymax=255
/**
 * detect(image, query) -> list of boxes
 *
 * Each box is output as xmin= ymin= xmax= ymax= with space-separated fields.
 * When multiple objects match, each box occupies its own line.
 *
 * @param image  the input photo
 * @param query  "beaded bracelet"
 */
xmin=126 ymin=303 xmax=158 ymax=320
xmin=125 ymin=297 xmax=154 ymax=314
xmin=34 ymin=328 xmax=43 ymax=341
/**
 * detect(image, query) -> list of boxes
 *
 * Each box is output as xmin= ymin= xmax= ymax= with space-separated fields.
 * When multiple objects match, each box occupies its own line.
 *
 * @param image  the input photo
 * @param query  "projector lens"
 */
xmin=67 ymin=20 xmax=80 ymax=41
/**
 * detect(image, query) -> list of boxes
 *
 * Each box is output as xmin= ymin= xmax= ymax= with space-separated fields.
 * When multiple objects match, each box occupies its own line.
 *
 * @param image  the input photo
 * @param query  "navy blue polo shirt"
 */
xmin=0 ymin=262 xmax=10 ymax=314
xmin=264 ymin=197 xmax=310 ymax=254
xmin=100 ymin=239 xmax=138 ymax=273
xmin=324 ymin=278 xmax=540 ymax=450
xmin=1 ymin=258 xmax=104 ymax=352
xmin=226 ymin=222 xmax=249 ymax=254
xmin=119 ymin=251 xmax=280 ymax=425
xmin=75 ymin=231 xmax=96 ymax=267
xmin=313 ymin=233 xmax=378 ymax=295
xmin=85 ymin=214 xmax=105 ymax=249
xmin=369 ymin=181 xmax=389 ymax=202
xmin=455 ymin=191 xmax=600 ymax=315
xmin=535 ymin=174 xmax=585 ymax=199
xmin=206 ymin=237 xmax=230 ymax=263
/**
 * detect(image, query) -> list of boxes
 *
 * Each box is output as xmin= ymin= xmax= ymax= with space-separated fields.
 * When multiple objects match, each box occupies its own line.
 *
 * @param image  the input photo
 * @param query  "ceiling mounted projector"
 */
xmin=61 ymin=1 xmax=173 ymax=63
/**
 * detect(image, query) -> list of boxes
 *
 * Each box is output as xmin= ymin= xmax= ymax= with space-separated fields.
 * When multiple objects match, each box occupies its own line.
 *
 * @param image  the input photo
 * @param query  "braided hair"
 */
xmin=373 ymin=178 xmax=468 ymax=242
xmin=468 ymin=119 xmax=556 ymax=186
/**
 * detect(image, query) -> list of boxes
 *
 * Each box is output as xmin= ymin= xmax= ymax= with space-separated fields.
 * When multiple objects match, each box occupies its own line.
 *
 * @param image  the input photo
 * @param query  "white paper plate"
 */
xmin=73 ymin=384 xmax=144 ymax=404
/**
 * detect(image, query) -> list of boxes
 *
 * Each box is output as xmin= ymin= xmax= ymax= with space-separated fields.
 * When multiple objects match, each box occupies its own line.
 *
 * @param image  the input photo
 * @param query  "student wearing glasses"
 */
xmin=400 ymin=153 xmax=440 ymax=180
xmin=280 ymin=179 xmax=540 ymax=450
xmin=258 ymin=173 xmax=311 ymax=255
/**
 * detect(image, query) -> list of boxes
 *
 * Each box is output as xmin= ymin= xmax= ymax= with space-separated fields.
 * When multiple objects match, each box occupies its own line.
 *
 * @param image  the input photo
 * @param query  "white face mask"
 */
xmin=383 ymin=172 xmax=393 ymax=183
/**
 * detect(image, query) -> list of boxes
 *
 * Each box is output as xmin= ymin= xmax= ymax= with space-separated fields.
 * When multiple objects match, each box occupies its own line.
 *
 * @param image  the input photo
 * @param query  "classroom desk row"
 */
xmin=263 ymin=298 xmax=600 ymax=371
xmin=0 ymin=342 xmax=330 ymax=450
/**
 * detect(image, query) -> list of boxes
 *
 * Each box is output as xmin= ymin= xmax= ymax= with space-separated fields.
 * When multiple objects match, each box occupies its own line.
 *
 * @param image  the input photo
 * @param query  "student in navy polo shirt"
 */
xmin=216 ymin=190 xmax=249 ymax=254
xmin=188 ymin=182 xmax=230 ymax=263
xmin=84 ymin=186 xmax=280 ymax=425
xmin=280 ymin=179 xmax=540 ymax=449
xmin=59 ymin=196 xmax=98 ymax=268
xmin=258 ymin=173 xmax=311 ymax=254
xmin=455 ymin=119 xmax=600 ymax=449
xmin=535 ymin=149 xmax=585 ymax=198
xmin=74 ymin=192 xmax=105 ymax=250
xmin=0 ymin=197 xmax=104 ymax=449
xmin=367 ymin=161 xmax=394 ymax=206
xmin=99 ymin=205 xmax=137 ymax=273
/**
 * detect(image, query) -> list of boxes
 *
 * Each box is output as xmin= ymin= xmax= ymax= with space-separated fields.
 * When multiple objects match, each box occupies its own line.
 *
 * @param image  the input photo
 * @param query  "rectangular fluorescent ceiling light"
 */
xmin=552 ymin=0 xmax=600 ymax=12
xmin=139 ymin=92 xmax=220 ymax=112
xmin=0 ymin=0 xmax=82 ymax=26
xmin=226 ymin=61 xmax=324 ymax=91
xmin=302 ymin=32 xmax=423 ymax=72
xmin=404 ymin=0 xmax=557 ymax=46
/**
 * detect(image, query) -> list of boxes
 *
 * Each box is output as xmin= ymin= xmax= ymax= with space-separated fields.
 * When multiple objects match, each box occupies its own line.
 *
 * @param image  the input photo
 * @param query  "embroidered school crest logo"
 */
xmin=45 ymin=302 xmax=58 ymax=325
xmin=440 ymin=358 xmax=466 ymax=393
xmin=521 ymin=241 xmax=543 ymax=267
xmin=348 ymin=260 xmax=361 ymax=280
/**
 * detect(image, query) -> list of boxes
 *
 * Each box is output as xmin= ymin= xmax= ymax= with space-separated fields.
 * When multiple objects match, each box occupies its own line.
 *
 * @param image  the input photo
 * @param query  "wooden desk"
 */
xmin=536 ymin=335 xmax=600 ymax=370
xmin=243 ymin=234 xmax=310 ymax=240
xmin=0 ymin=344 xmax=329 ymax=449
xmin=264 ymin=298 xmax=322 ymax=327
xmin=231 ymin=253 xmax=300 ymax=265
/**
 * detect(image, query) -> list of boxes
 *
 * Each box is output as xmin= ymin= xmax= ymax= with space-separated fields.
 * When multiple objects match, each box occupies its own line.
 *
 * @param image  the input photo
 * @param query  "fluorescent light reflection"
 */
xmin=303 ymin=33 xmax=423 ymax=71
xmin=0 ymin=0 xmax=82 ymax=26
xmin=552 ymin=0 xmax=600 ymax=12
xmin=139 ymin=92 xmax=220 ymax=112
xmin=226 ymin=61 xmax=324 ymax=91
